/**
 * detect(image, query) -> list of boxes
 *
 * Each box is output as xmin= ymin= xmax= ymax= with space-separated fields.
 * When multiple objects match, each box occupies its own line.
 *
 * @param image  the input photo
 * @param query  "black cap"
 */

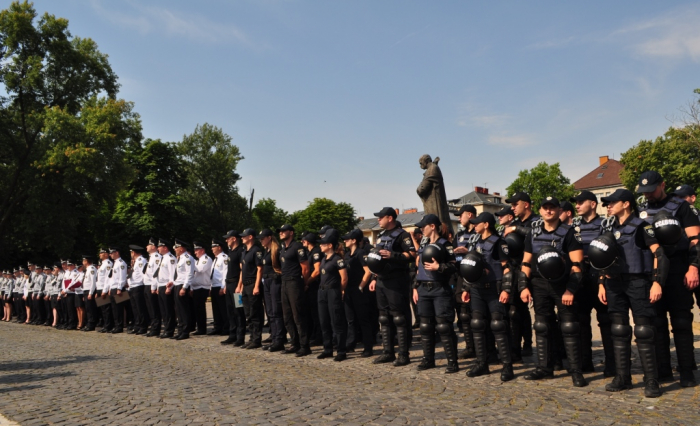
xmin=301 ymin=232 xmax=319 ymax=244
xmin=157 ymin=238 xmax=170 ymax=247
xmin=570 ymin=190 xmax=598 ymax=203
xmin=319 ymin=228 xmax=339 ymax=244
xmin=494 ymin=207 xmax=514 ymax=217
xmin=211 ymin=238 xmax=223 ymax=247
xmin=147 ymin=237 xmax=158 ymax=246
xmin=601 ymin=188 xmax=636 ymax=205
xmin=341 ymin=229 xmax=363 ymax=241
xmin=259 ymin=229 xmax=274 ymax=238
xmin=108 ymin=246 xmax=120 ymax=253
xmin=192 ymin=241 xmax=204 ymax=250
xmin=66 ymin=259 xmax=74 ymax=265
xmin=457 ymin=205 xmax=477 ymax=215
xmin=540 ymin=196 xmax=560 ymax=207
xmin=277 ymin=224 xmax=295 ymax=233
xmin=82 ymin=254 xmax=94 ymax=261
xmin=560 ymin=201 xmax=575 ymax=213
xmin=637 ymin=171 xmax=663 ymax=193
xmin=672 ymin=184 xmax=695 ymax=197
xmin=415 ymin=214 xmax=441 ymax=228
xmin=98 ymin=248 xmax=108 ymax=254
xmin=373 ymin=207 xmax=397 ymax=218
xmin=223 ymin=230 xmax=239 ymax=239
xmin=505 ymin=192 xmax=531 ymax=204
xmin=469 ymin=212 xmax=496 ymax=226
xmin=318 ymin=225 xmax=333 ymax=235
xmin=240 ymin=228 xmax=256 ymax=238
xmin=129 ymin=245 xmax=144 ymax=252
xmin=172 ymin=239 xmax=189 ymax=249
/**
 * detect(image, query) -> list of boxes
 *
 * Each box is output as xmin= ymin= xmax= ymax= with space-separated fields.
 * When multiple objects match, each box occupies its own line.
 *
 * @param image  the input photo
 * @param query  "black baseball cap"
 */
xmin=240 ymin=228 xmax=256 ymax=238
xmin=540 ymin=196 xmax=560 ymax=207
xmin=494 ymin=206 xmax=514 ymax=217
xmin=415 ymin=214 xmax=441 ymax=228
xmin=319 ymin=228 xmax=339 ymax=244
xmin=457 ymin=205 xmax=476 ymax=215
xmin=560 ymin=201 xmax=575 ymax=213
xmin=341 ymin=229 xmax=363 ymax=241
xmin=223 ymin=230 xmax=239 ymax=239
xmin=259 ymin=229 xmax=274 ymax=238
xmin=570 ymin=190 xmax=597 ymax=203
xmin=301 ymin=232 xmax=319 ymax=244
xmin=601 ymin=188 xmax=636 ymax=205
xmin=672 ymin=184 xmax=695 ymax=197
xmin=278 ymin=224 xmax=295 ymax=233
xmin=469 ymin=212 xmax=496 ymax=226
xmin=637 ymin=171 xmax=663 ymax=193
xmin=373 ymin=207 xmax=397 ymax=218
xmin=318 ymin=225 xmax=333 ymax=235
xmin=505 ymin=192 xmax=531 ymax=204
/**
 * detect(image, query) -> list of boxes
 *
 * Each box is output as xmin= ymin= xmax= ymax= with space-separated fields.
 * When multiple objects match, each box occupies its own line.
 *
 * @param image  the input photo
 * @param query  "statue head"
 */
xmin=419 ymin=154 xmax=432 ymax=170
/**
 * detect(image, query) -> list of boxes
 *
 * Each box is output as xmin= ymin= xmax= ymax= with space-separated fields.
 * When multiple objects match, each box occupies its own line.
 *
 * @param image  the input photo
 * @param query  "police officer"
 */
xmin=104 ymin=247 xmax=128 ymax=334
xmin=81 ymin=255 xmax=98 ymax=332
xmin=519 ymin=197 xmax=588 ymax=387
xmin=671 ymin=184 xmax=700 ymax=312
xmin=570 ymin=190 xmax=615 ymax=376
xmin=413 ymin=214 xmax=459 ymax=373
xmin=453 ymin=204 xmax=477 ymax=359
xmin=144 ymin=238 xmax=162 ymax=337
xmin=94 ymin=249 xmax=113 ymax=333
xmin=191 ymin=241 xmax=212 ymax=335
xmin=460 ymin=212 xmax=514 ymax=381
xmin=596 ymin=189 xmax=666 ymax=397
xmin=128 ymin=246 xmax=149 ymax=335
xmin=61 ymin=259 xmax=78 ymax=330
xmin=316 ymin=228 xmax=349 ymax=361
xmin=236 ymin=228 xmax=264 ymax=349
xmin=172 ymin=239 xmax=194 ymax=340
xmin=342 ymin=228 xmax=375 ymax=357
xmin=208 ymin=240 xmax=230 ymax=336
xmin=278 ymin=224 xmax=312 ymax=356
xmin=258 ymin=229 xmax=284 ymax=351
xmin=637 ymin=171 xmax=699 ymax=387
xmin=559 ymin=201 xmax=575 ymax=225
xmin=503 ymin=192 xmax=538 ymax=359
xmin=302 ymin=232 xmax=323 ymax=346
xmin=368 ymin=207 xmax=417 ymax=366
xmin=221 ymin=230 xmax=247 ymax=346
xmin=495 ymin=207 xmax=515 ymax=232
xmin=156 ymin=238 xmax=177 ymax=339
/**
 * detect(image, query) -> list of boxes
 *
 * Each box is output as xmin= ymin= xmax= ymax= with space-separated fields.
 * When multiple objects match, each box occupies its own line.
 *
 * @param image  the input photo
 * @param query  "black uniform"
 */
xmin=241 ymin=245 xmax=264 ymax=345
xmin=279 ymin=240 xmax=310 ymax=351
xmin=318 ymin=253 xmax=348 ymax=356
xmin=306 ymin=245 xmax=323 ymax=344
xmin=508 ymin=213 xmax=538 ymax=356
xmin=344 ymin=247 xmax=374 ymax=353
xmin=224 ymin=245 xmax=246 ymax=344
xmin=260 ymin=247 xmax=284 ymax=347
xmin=453 ymin=228 xmax=476 ymax=358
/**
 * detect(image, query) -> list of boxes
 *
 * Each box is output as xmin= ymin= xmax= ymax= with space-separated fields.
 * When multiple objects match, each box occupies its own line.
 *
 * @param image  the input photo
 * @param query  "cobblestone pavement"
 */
xmin=0 ymin=320 xmax=698 ymax=426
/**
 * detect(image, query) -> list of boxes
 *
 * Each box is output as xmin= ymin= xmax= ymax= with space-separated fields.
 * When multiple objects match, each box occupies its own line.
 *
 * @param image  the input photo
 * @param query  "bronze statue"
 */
xmin=417 ymin=154 xmax=453 ymax=233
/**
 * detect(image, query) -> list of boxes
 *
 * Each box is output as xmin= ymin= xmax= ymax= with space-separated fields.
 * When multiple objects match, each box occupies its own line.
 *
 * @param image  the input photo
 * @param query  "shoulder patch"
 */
xmin=313 ymin=253 xmax=320 ymax=260
xmin=224 ymin=259 xmax=229 ymax=265
xmin=644 ymin=225 xmax=655 ymax=237
xmin=691 ymin=206 xmax=699 ymax=216
xmin=297 ymin=248 xmax=305 ymax=257
xmin=403 ymin=237 xmax=411 ymax=246
xmin=171 ymin=259 xmax=175 ymax=264
xmin=256 ymin=252 xmax=263 ymax=259
xmin=337 ymin=259 xmax=345 ymax=268
xmin=574 ymin=233 xmax=582 ymax=243
xmin=501 ymin=244 xmax=509 ymax=255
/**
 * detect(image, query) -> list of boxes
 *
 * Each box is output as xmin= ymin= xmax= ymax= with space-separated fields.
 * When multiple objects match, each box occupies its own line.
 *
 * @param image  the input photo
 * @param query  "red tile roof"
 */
xmin=573 ymin=159 xmax=624 ymax=190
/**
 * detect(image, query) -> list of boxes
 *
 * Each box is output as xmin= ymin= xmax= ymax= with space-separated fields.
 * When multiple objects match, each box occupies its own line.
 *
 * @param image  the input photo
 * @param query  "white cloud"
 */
xmin=458 ymin=114 xmax=510 ymax=127
xmin=488 ymin=134 xmax=536 ymax=147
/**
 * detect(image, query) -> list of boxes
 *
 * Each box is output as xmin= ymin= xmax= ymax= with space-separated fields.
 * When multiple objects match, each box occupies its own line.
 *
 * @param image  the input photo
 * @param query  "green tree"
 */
xmin=177 ymin=123 xmax=248 ymax=237
xmin=291 ymin=198 xmax=358 ymax=236
xmin=505 ymin=162 xmax=576 ymax=211
xmin=252 ymin=198 xmax=289 ymax=231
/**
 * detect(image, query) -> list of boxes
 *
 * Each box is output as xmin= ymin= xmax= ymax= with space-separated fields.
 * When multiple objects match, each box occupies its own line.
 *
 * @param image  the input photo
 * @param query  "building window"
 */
xmin=596 ymin=173 xmax=604 ymax=179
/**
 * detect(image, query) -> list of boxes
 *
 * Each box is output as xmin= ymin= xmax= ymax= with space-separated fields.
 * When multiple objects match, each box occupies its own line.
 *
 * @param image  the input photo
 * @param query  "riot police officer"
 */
xmin=637 ymin=171 xmax=699 ymax=387
xmin=519 ymin=197 xmax=588 ymax=387
xmin=671 ymin=184 xmax=700 ymax=313
xmin=367 ymin=207 xmax=417 ymax=366
xmin=453 ymin=205 xmax=477 ymax=359
xmin=413 ymin=214 xmax=459 ymax=373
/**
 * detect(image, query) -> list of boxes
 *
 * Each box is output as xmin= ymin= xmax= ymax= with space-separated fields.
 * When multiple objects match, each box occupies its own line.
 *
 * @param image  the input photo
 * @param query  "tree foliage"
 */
xmin=290 ymin=198 xmax=358 ymax=236
xmin=505 ymin=162 xmax=576 ymax=211
xmin=252 ymin=198 xmax=289 ymax=232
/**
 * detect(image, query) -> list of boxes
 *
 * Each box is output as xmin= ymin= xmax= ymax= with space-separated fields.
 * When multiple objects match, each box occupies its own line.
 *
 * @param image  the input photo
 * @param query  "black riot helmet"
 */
xmin=536 ymin=246 xmax=567 ymax=281
xmin=365 ymin=248 xmax=387 ymax=274
xmin=652 ymin=210 xmax=682 ymax=247
xmin=587 ymin=233 xmax=619 ymax=270
xmin=421 ymin=243 xmax=445 ymax=265
xmin=459 ymin=251 xmax=484 ymax=283
xmin=504 ymin=232 xmax=525 ymax=259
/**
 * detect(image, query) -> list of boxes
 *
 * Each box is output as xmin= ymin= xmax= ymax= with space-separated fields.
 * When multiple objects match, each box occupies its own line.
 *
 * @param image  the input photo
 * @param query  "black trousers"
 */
xmin=225 ymin=282 xmax=246 ymax=342
xmin=97 ymin=290 xmax=113 ymax=330
xmin=210 ymin=287 xmax=228 ymax=332
xmin=14 ymin=294 xmax=24 ymax=321
xmin=157 ymin=286 xmax=176 ymax=334
xmin=576 ymin=277 xmax=612 ymax=364
xmin=344 ymin=284 xmax=375 ymax=351
xmin=192 ymin=288 xmax=209 ymax=333
xmin=281 ymin=277 xmax=309 ymax=347
xmin=242 ymin=281 xmax=264 ymax=344
xmin=85 ymin=293 xmax=98 ymax=327
xmin=130 ymin=286 xmax=149 ymax=331
xmin=305 ymin=280 xmax=321 ymax=342
xmin=318 ymin=286 xmax=347 ymax=354
xmin=109 ymin=289 xmax=124 ymax=331
xmin=43 ymin=297 xmax=52 ymax=324
xmin=65 ymin=293 xmax=77 ymax=329
xmin=173 ymin=285 xmax=191 ymax=335
xmin=263 ymin=277 xmax=285 ymax=344
xmin=145 ymin=288 xmax=161 ymax=332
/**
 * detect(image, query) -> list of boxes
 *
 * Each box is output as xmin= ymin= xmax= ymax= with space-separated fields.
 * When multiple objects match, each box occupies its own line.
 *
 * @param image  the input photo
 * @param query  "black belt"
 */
xmin=263 ymin=274 xmax=281 ymax=279
xmin=242 ymin=279 xmax=256 ymax=286
xmin=418 ymin=281 xmax=448 ymax=290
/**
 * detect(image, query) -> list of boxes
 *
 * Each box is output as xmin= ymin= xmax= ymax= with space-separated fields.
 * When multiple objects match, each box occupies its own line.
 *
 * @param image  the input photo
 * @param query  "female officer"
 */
xmin=316 ymin=229 xmax=349 ymax=361
xmin=342 ymin=229 xmax=375 ymax=357
xmin=597 ymin=188 xmax=666 ymax=398
xmin=460 ymin=212 xmax=514 ymax=381
xmin=258 ymin=229 xmax=285 ymax=352
xmin=412 ymin=214 xmax=459 ymax=374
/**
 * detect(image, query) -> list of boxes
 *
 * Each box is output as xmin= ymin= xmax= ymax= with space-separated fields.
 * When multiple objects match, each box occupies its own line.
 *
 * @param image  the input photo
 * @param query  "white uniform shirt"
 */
xmin=94 ymin=259 xmax=112 ymax=295
xmin=146 ymin=252 xmax=162 ymax=291
xmin=83 ymin=265 xmax=97 ymax=295
xmin=73 ymin=270 xmax=85 ymax=294
xmin=128 ymin=255 xmax=147 ymax=288
xmin=157 ymin=252 xmax=177 ymax=288
xmin=210 ymin=252 xmax=229 ymax=288
xmin=61 ymin=269 xmax=75 ymax=294
xmin=192 ymin=253 xmax=212 ymax=290
xmin=106 ymin=257 xmax=128 ymax=292
xmin=173 ymin=252 xmax=194 ymax=290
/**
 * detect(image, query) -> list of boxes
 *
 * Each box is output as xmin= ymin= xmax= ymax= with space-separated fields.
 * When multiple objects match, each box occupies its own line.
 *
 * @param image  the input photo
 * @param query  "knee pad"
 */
xmin=490 ymin=319 xmax=508 ymax=333
xmin=378 ymin=314 xmax=391 ymax=326
xmin=458 ymin=312 xmax=471 ymax=324
xmin=533 ymin=319 xmax=548 ymax=335
xmin=634 ymin=325 xmax=655 ymax=341
xmin=560 ymin=321 xmax=580 ymax=335
xmin=436 ymin=322 xmax=452 ymax=335
xmin=419 ymin=317 xmax=435 ymax=335
xmin=391 ymin=312 xmax=406 ymax=327
xmin=470 ymin=316 xmax=486 ymax=333
xmin=611 ymin=323 xmax=632 ymax=338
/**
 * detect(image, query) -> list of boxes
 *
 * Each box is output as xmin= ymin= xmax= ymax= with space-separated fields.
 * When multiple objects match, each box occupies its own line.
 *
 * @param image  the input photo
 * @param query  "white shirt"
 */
xmin=93 ymin=259 xmax=112 ymax=294
xmin=62 ymin=269 xmax=76 ymax=294
xmin=157 ymin=252 xmax=177 ymax=287
xmin=128 ymin=255 xmax=146 ymax=288
xmin=173 ymin=252 xmax=194 ymax=290
xmin=146 ymin=252 xmax=162 ymax=291
xmin=73 ymin=270 xmax=85 ymax=294
xmin=210 ymin=252 xmax=229 ymax=288
xmin=192 ymin=253 xmax=212 ymax=290
xmin=106 ymin=257 xmax=128 ymax=292
xmin=83 ymin=265 xmax=97 ymax=295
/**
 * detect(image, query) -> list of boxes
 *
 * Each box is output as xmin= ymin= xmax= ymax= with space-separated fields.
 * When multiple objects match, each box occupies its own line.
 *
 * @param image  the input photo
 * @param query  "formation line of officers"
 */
xmin=1 ymin=170 xmax=698 ymax=399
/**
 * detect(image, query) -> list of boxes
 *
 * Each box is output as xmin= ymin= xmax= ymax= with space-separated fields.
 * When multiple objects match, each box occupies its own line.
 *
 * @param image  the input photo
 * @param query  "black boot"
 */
xmin=600 ymin=323 xmax=616 ymax=377
xmin=606 ymin=322 xmax=632 ymax=392
xmin=671 ymin=318 xmax=697 ymax=388
xmin=373 ymin=317 xmax=396 ymax=364
xmin=418 ymin=319 xmax=436 ymax=371
xmin=466 ymin=317 xmax=489 ymax=377
xmin=635 ymin=322 xmax=663 ymax=397
xmin=525 ymin=318 xmax=553 ymax=380
xmin=561 ymin=320 xmax=588 ymax=388
xmin=459 ymin=321 xmax=475 ymax=359
xmin=394 ymin=314 xmax=410 ymax=361
xmin=438 ymin=322 xmax=459 ymax=374
xmin=654 ymin=315 xmax=673 ymax=381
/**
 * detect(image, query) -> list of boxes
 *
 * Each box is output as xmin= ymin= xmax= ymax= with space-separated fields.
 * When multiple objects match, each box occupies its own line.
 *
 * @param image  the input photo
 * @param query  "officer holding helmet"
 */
xmin=672 ymin=184 xmax=700 ymax=312
xmin=637 ymin=171 xmax=699 ymax=387
xmin=452 ymin=205 xmax=477 ymax=359
xmin=519 ymin=196 xmax=588 ymax=387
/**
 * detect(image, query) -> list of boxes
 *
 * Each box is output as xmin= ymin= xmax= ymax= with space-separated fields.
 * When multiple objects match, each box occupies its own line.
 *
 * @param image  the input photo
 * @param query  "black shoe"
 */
xmin=159 ymin=333 xmax=173 ymax=339
xmin=206 ymin=329 xmax=220 ymax=336
xmin=467 ymin=362 xmax=490 ymax=377
xmin=644 ymin=378 xmax=663 ymax=398
xmin=524 ymin=367 xmax=553 ymax=380
xmin=268 ymin=344 xmax=285 ymax=353
xmin=146 ymin=331 xmax=159 ymax=337
xmin=262 ymin=336 xmax=272 ymax=344
xmin=317 ymin=352 xmax=333 ymax=359
xmin=605 ymin=375 xmax=632 ymax=392
xmin=220 ymin=337 xmax=236 ymax=345
xmin=521 ymin=345 xmax=533 ymax=357
xmin=360 ymin=350 xmax=374 ymax=358
xmin=680 ymin=370 xmax=697 ymax=388
xmin=417 ymin=358 xmax=436 ymax=371
xmin=571 ymin=372 xmax=588 ymax=387
xmin=192 ymin=331 xmax=206 ymax=336
xmin=98 ymin=328 xmax=109 ymax=333
xmin=445 ymin=362 xmax=459 ymax=374
xmin=169 ymin=334 xmax=178 ymax=339
xmin=127 ymin=329 xmax=136 ymax=334
xmin=262 ymin=344 xmax=272 ymax=351
xmin=83 ymin=327 xmax=95 ymax=332
xmin=295 ymin=347 xmax=312 ymax=357
xmin=458 ymin=348 xmax=475 ymax=359
xmin=581 ymin=360 xmax=595 ymax=373
xmin=500 ymin=363 xmax=514 ymax=382
xmin=284 ymin=345 xmax=300 ymax=354
xmin=334 ymin=353 xmax=347 ymax=362
xmin=111 ymin=329 xmax=123 ymax=334
xmin=373 ymin=353 xmax=396 ymax=364
xmin=176 ymin=333 xmax=189 ymax=341
xmin=246 ymin=342 xmax=262 ymax=349
xmin=134 ymin=329 xmax=146 ymax=335
xmin=233 ymin=340 xmax=245 ymax=347
xmin=393 ymin=354 xmax=410 ymax=367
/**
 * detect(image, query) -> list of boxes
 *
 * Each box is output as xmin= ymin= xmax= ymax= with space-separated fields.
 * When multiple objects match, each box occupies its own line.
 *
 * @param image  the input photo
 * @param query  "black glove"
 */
xmin=566 ymin=271 xmax=583 ymax=294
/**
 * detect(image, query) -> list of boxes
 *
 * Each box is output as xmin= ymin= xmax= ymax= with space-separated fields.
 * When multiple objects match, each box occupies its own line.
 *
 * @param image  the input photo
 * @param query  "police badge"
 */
xmin=337 ymin=260 xmax=345 ymax=268
xmin=644 ymin=226 xmax=655 ymax=238
xmin=639 ymin=211 xmax=648 ymax=219
xmin=614 ymin=231 xmax=621 ymax=239
xmin=501 ymin=244 xmax=509 ymax=255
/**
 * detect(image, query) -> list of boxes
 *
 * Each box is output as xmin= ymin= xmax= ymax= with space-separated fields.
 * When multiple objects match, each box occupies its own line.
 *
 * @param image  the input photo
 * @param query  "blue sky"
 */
xmin=25 ymin=1 xmax=700 ymax=218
